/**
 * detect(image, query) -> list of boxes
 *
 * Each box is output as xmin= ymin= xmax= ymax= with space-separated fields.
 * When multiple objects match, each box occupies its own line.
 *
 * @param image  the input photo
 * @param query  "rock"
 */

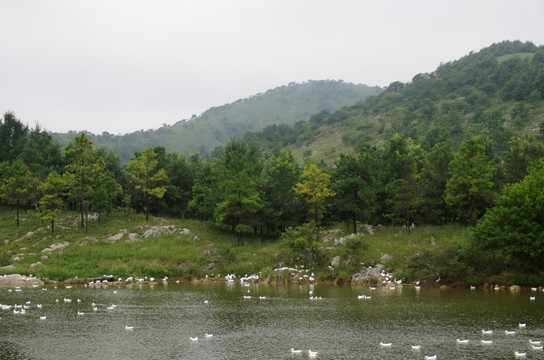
xmin=439 ymin=285 xmax=449 ymax=290
xmin=127 ymin=233 xmax=140 ymax=242
xmin=141 ymin=225 xmax=181 ymax=238
xmin=202 ymin=248 xmax=218 ymax=256
xmin=380 ymin=253 xmax=392 ymax=263
xmin=30 ymin=262 xmax=43 ymax=268
xmin=42 ymin=242 xmax=70 ymax=253
xmin=358 ymin=224 xmax=378 ymax=235
xmin=79 ymin=237 xmax=98 ymax=246
xmin=191 ymin=236 xmax=200 ymax=242
xmin=350 ymin=266 xmax=382 ymax=284
xmin=16 ymin=231 xmax=35 ymax=242
xmin=509 ymin=285 xmax=521 ymax=292
xmin=334 ymin=233 xmax=356 ymax=246
xmin=0 ymin=265 xmax=15 ymax=270
xmin=322 ymin=229 xmax=344 ymax=242
xmin=87 ymin=213 xmax=99 ymax=221
xmin=331 ymin=256 xmax=341 ymax=268
xmin=0 ymin=274 xmax=44 ymax=287
xmin=180 ymin=228 xmax=191 ymax=235
xmin=106 ymin=232 xmax=124 ymax=241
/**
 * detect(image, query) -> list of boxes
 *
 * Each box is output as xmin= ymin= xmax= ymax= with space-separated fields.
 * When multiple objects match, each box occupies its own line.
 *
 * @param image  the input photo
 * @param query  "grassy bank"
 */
xmin=0 ymin=207 xmax=539 ymax=285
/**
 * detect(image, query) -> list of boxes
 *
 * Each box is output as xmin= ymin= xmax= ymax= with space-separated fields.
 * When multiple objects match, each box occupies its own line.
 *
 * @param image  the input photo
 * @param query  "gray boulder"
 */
xmin=141 ymin=225 xmax=181 ymax=238
xmin=350 ymin=266 xmax=382 ymax=284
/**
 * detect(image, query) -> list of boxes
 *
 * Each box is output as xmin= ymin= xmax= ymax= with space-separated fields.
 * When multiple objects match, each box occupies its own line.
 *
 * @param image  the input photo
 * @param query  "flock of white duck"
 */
xmin=1 ymin=276 xmax=543 ymax=359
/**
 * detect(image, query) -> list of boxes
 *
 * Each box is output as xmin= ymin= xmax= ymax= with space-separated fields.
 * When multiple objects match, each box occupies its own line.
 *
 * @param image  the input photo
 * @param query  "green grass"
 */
xmin=0 ymin=207 xmax=292 ymax=281
xmin=0 ymin=207 xmax=535 ymax=285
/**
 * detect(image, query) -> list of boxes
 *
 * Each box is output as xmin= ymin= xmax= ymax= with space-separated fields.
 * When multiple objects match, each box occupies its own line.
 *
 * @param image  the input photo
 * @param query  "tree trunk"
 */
xmin=51 ymin=219 xmax=55 ymax=234
xmin=16 ymin=201 xmax=20 ymax=227
xmin=352 ymin=215 xmax=357 ymax=234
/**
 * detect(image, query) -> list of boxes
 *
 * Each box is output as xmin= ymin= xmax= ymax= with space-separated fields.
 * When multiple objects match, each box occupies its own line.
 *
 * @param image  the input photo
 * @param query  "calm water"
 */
xmin=1 ymin=282 xmax=543 ymax=359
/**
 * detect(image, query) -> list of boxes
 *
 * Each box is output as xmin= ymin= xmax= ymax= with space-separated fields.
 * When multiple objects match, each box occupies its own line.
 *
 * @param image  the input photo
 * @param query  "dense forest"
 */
xmin=2 ymin=40 xmax=544 ymax=279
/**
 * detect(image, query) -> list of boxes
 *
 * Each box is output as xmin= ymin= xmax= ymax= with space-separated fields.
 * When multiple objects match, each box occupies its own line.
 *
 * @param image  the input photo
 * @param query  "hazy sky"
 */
xmin=2 ymin=1 xmax=543 ymax=134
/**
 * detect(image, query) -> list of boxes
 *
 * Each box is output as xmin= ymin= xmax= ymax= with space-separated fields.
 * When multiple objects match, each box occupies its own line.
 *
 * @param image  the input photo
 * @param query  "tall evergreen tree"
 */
xmin=294 ymin=163 xmax=335 ymax=239
xmin=0 ymin=160 xmax=37 ymax=227
xmin=64 ymin=134 xmax=104 ymax=231
xmin=446 ymin=135 xmax=497 ymax=225
xmin=214 ymin=139 xmax=263 ymax=243
xmin=37 ymin=171 xmax=68 ymax=234
xmin=126 ymin=147 xmax=168 ymax=221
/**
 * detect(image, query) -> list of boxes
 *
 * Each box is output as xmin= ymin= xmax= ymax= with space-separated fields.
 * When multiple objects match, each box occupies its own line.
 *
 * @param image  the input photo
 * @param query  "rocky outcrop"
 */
xmin=350 ymin=264 xmax=384 ymax=284
xmin=41 ymin=242 xmax=70 ymax=253
xmin=0 ymin=274 xmax=44 ymax=287
xmin=139 ymin=225 xmax=190 ymax=238
xmin=330 ymin=256 xmax=341 ymax=268
xmin=127 ymin=233 xmax=140 ymax=242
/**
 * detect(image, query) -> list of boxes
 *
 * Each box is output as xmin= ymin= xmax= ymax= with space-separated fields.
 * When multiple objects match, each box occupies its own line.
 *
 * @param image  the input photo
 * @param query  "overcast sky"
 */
xmin=1 ymin=1 xmax=543 ymax=134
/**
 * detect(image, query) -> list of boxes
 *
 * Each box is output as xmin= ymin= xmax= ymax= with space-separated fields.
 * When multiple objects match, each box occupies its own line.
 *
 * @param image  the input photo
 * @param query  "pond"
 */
xmin=1 ymin=281 xmax=543 ymax=359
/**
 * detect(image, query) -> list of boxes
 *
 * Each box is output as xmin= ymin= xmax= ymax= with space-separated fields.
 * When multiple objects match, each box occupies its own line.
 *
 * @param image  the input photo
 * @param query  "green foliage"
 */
xmin=446 ymin=135 xmax=497 ymax=225
xmin=261 ymin=149 xmax=301 ymax=232
xmin=0 ymin=159 xmax=37 ymax=227
xmin=214 ymin=139 xmax=263 ymax=240
xmin=36 ymin=171 xmax=68 ymax=234
xmin=281 ymin=223 xmax=321 ymax=265
xmin=64 ymin=134 xmax=104 ymax=230
xmin=89 ymin=170 xmax=123 ymax=221
xmin=294 ymin=163 xmax=335 ymax=227
xmin=344 ymin=236 xmax=369 ymax=254
xmin=0 ymin=112 xmax=29 ymax=163
xmin=126 ymin=147 xmax=168 ymax=221
xmin=472 ymin=161 xmax=544 ymax=271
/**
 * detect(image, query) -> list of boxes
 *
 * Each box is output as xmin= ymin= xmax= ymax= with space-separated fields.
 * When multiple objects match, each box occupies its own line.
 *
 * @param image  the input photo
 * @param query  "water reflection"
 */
xmin=0 ymin=282 xmax=543 ymax=359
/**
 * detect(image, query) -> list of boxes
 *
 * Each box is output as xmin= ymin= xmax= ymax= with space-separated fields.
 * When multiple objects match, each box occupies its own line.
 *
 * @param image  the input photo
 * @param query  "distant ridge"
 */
xmin=52 ymin=80 xmax=382 ymax=162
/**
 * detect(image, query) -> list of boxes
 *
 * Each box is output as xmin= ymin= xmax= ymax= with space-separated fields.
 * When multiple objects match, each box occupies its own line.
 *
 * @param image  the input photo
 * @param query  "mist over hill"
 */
xmin=52 ymin=80 xmax=382 ymax=162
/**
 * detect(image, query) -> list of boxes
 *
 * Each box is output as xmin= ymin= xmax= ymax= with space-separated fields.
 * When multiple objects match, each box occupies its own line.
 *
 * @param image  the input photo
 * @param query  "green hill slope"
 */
xmin=243 ymin=41 xmax=544 ymax=164
xmin=52 ymin=80 xmax=382 ymax=162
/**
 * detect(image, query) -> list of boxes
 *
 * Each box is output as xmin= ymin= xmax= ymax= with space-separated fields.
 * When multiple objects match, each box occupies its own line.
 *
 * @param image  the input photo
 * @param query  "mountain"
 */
xmin=243 ymin=41 xmax=544 ymax=164
xmin=51 ymin=80 xmax=382 ymax=162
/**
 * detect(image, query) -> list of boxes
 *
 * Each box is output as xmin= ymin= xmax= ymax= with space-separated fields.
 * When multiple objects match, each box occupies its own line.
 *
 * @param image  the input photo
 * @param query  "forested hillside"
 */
xmin=52 ymin=80 xmax=382 ymax=162
xmin=244 ymin=41 xmax=544 ymax=164
xmin=3 ymin=40 xmax=544 ymax=282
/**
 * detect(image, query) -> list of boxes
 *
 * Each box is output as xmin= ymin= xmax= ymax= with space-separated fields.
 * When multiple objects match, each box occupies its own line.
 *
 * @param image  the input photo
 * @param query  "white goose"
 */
xmin=481 ymin=340 xmax=493 ymax=345
xmin=411 ymin=344 xmax=421 ymax=350
xmin=514 ymin=351 xmax=527 ymax=358
xmin=379 ymin=342 xmax=392 ymax=347
xmin=308 ymin=350 xmax=318 ymax=357
xmin=125 ymin=325 xmax=134 ymax=330
xmin=456 ymin=339 xmax=469 ymax=344
xmin=290 ymin=348 xmax=302 ymax=354
xmin=424 ymin=356 xmax=437 ymax=360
